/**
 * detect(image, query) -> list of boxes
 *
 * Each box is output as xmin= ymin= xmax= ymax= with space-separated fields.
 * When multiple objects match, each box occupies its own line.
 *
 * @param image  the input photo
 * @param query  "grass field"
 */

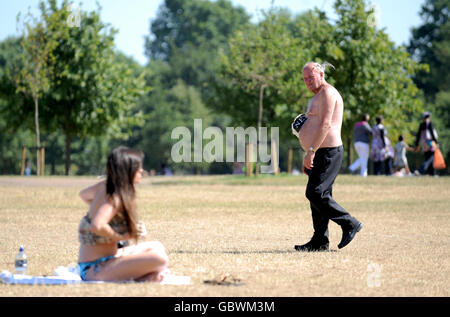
xmin=0 ymin=174 xmax=449 ymax=297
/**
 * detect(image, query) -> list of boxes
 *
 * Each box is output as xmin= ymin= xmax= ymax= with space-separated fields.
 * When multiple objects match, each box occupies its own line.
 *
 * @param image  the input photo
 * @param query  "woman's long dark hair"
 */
xmin=106 ymin=146 xmax=144 ymax=240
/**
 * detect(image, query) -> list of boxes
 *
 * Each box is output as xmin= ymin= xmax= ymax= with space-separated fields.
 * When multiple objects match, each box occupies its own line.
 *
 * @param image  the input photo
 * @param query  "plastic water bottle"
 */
xmin=15 ymin=245 xmax=28 ymax=274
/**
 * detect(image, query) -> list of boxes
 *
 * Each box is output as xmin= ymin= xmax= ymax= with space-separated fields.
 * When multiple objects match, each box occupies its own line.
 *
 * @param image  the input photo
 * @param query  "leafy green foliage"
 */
xmin=134 ymin=59 xmax=212 ymax=172
xmin=408 ymin=0 xmax=450 ymax=172
xmin=0 ymin=37 xmax=34 ymax=132
xmin=135 ymin=0 xmax=250 ymax=173
xmin=0 ymin=0 xmax=444 ymax=175
xmin=212 ymin=8 xmax=343 ymax=142
xmin=332 ymin=0 xmax=426 ymax=147
xmin=214 ymin=0 xmax=426 ymax=168
xmin=146 ymin=0 xmax=249 ymax=61
xmin=14 ymin=5 xmax=61 ymax=175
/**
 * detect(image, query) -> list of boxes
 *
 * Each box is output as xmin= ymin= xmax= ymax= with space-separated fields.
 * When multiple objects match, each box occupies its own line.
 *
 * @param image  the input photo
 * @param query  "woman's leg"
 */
xmin=349 ymin=142 xmax=363 ymax=172
xmin=419 ymin=151 xmax=434 ymax=175
xmin=405 ymin=163 xmax=411 ymax=174
xmin=384 ymin=157 xmax=393 ymax=175
xmin=373 ymin=161 xmax=382 ymax=175
xmin=358 ymin=142 xmax=369 ymax=177
xmin=135 ymin=269 xmax=169 ymax=283
xmin=84 ymin=241 xmax=168 ymax=282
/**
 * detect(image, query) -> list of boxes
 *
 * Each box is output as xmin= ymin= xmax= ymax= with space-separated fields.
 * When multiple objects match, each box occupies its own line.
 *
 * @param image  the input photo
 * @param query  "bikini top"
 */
xmin=78 ymin=211 xmax=129 ymax=245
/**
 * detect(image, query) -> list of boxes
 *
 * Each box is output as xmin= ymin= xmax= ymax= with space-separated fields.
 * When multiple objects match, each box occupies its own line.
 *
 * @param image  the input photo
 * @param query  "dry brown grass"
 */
xmin=0 ymin=174 xmax=449 ymax=297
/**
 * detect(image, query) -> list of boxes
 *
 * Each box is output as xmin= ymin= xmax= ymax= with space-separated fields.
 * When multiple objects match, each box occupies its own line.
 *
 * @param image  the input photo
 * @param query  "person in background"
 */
xmin=393 ymin=135 xmax=414 ymax=176
xmin=371 ymin=115 xmax=394 ymax=175
xmin=161 ymin=163 xmax=173 ymax=176
xmin=414 ymin=112 xmax=439 ymax=176
xmin=24 ymin=159 xmax=32 ymax=176
xmin=348 ymin=114 xmax=372 ymax=177
xmin=385 ymin=142 xmax=394 ymax=176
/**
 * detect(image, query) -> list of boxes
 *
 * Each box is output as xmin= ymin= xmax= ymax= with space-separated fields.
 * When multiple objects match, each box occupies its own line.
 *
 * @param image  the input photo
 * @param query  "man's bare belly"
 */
xmin=299 ymin=116 xmax=343 ymax=151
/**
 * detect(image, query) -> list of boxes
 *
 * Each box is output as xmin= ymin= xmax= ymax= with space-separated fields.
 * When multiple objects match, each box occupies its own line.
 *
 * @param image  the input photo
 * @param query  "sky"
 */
xmin=0 ymin=0 xmax=426 ymax=65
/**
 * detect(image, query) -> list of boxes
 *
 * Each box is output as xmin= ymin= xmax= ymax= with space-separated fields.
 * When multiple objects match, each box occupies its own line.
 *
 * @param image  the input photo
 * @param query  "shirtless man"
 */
xmin=294 ymin=62 xmax=363 ymax=252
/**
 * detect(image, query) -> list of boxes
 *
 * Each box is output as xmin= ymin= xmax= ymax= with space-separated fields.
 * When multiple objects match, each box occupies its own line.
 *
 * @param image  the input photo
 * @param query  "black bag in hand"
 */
xmin=291 ymin=114 xmax=308 ymax=138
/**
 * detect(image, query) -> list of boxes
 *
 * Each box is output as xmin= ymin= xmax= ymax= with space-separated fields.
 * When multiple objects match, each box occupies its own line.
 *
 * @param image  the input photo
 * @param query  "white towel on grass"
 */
xmin=160 ymin=274 xmax=191 ymax=285
xmin=1 ymin=265 xmax=190 ymax=285
xmin=0 ymin=265 xmax=99 ymax=285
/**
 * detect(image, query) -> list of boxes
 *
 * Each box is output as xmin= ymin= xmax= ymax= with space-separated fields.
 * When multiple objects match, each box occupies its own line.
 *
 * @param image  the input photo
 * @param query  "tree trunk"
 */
xmin=34 ymin=96 xmax=41 ymax=176
xmin=64 ymin=106 xmax=72 ymax=176
xmin=347 ymin=136 xmax=352 ymax=168
xmin=258 ymin=84 xmax=265 ymax=136
xmin=65 ymin=132 xmax=71 ymax=176
xmin=256 ymin=84 xmax=267 ymax=176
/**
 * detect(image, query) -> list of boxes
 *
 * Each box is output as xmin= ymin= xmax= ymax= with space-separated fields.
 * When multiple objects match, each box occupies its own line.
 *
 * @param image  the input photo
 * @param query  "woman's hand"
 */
xmin=137 ymin=221 xmax=147 ymax=238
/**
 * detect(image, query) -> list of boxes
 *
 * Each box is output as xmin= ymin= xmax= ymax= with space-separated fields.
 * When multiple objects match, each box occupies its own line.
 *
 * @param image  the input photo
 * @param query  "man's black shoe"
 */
xmin=338 ymin=222 xmax=363 ymax=249
xmin=294 ymin=240 xmax=329 ymax=252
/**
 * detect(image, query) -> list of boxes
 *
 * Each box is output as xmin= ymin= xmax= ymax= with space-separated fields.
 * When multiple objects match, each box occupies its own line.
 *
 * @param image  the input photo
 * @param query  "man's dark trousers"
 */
xmin=305 ymin=146 xmax=359 ymax=244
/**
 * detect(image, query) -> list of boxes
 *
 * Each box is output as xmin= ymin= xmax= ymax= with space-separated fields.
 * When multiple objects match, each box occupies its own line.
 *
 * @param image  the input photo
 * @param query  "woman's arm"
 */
xmin=89 ymin=201 xmax=130 ymax=242
xmin=79 ymin=180 xmax=106 ymax=205
xmin=405 ymin=142 xmax=415 ymax=152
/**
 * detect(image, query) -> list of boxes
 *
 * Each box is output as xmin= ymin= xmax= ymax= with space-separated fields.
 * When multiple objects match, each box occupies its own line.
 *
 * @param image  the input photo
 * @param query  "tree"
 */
xmin=408 ymin=0 xmax=450 ymax=172
xmin=332 ymin=0 xmax=427 ymax=166
xmin=132 ymin=61 xmax=213 ymax=173
xmin=145 ymin=0 xmax=250 ymax=98
xmin=212 ymin=9 xmax=343 ymax=147
xmin=0 ymin=37 xmax=36 ymax=174
xmin=0 ymin=109 xmax=35 ymax=175
xmin=408 ymin=0 xmax=449 ymax=97
xmin=13 ymin=9 xmax=58 ymax=175
xmin=146 ymin=0 xmax=249 ymax=62
xmin=211 ymin=0 xmax=426 ymax=172
xmin=216 ymin=10 xmax=307 ymax=155
xmin=38 ymin=0 xmax=146 ymax=175
xmin=1 ymin=1 xmax=147 ymax=175
xmin=0 ymin=37 xmax=32 ymax=130
xmin=139 ymin=0 xmax=250 ymax=173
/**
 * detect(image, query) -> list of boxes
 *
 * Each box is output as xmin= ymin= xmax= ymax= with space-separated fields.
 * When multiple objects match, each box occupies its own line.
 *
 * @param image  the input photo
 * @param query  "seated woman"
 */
xmin=77 ymin=146 xmax=168 ymax=282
